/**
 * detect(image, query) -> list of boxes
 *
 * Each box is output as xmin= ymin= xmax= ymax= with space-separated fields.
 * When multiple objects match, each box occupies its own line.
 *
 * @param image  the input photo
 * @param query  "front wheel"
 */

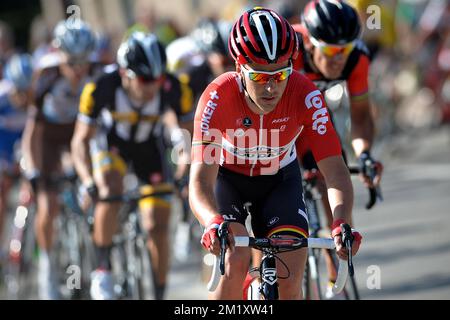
xmin=242 ymin=269 xmax=261 ymax=300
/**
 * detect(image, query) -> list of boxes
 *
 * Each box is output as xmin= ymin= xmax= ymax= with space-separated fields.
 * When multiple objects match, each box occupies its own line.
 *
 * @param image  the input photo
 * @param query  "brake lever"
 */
xmin=341 ymin=223 xmax=355 ymax=277
xmin=218 ymin=221 xmax=230 ymax=276
xmin=365 ymin=161 xmax=383 ymax=209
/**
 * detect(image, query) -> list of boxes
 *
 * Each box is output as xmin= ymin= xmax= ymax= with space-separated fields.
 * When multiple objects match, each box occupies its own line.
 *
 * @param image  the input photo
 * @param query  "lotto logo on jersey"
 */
xmin=305 ymin=90 xmax=329 ymax=135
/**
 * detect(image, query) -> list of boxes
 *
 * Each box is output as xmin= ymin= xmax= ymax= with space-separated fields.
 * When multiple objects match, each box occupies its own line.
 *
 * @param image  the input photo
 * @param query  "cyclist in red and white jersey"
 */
xmin=291 ymin=0 xmax=383 ymax=298
xmin=189 ymin=7 xmax=362 ymax=300
xmin=292 ymin=0 xmax=383 ymax=185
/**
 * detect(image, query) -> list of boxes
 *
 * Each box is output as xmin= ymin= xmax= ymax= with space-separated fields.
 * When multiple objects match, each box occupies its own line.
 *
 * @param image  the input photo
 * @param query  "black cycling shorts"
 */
xmin=115 ymin=131 xmax=171 ymax=184
xmin=215 ymin=160 xmax=309 ymax=239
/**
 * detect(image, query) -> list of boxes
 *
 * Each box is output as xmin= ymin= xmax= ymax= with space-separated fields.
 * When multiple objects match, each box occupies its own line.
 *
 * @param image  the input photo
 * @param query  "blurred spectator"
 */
xmin=416 ymin=0 xmax=450 ymax=123
xmin=347 ymin=0 xmax=397 ymax=59
xmin=90 ymin=32 xmax=115 ymax=66
xmin=155 ymin=19 xmax=182 ymax=47
xmin=0 ymin=21 xmax=15 ymax=78
xmin=124 ymin=0 xmax=155 ymax=39
xmin=29 ymin=15 xmax=53 ymax=69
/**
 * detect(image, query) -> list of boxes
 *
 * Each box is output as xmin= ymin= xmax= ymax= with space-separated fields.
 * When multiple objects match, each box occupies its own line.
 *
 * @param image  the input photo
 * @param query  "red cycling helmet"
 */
xmin=228 ymin=7 xmax=299 ymax=65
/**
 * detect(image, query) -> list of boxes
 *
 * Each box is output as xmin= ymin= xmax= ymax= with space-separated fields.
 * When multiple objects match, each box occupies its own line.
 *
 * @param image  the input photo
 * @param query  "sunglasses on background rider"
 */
xmin=66 ymin=57 xmax=90 ymax=67
xmin=125 ymin=69 xmax=160 ymax=85
xmin=309 ymin=36 xmax=355 ymax=58
xmin=241 ymin=63 xmax=293 ymax=85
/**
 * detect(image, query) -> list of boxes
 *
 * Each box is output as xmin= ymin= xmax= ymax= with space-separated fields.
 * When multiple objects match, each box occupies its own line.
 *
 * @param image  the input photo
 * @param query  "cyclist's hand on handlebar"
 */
xmin=358 ymin=151 xmax=383 ymax=188
xmin=331 ymin=219 xmax=362 ymax=260
xmin=201 ymin=215 xmax=234 ymax=255
xmin=85 ymin=182 xmax=99 ymax=201
xmin=24 ymin=169 xmax=41 ymax=195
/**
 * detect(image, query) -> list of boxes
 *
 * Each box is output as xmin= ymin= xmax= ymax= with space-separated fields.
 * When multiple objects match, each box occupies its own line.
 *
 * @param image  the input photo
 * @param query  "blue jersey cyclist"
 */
xmin=0 ymin=54 xmax=32 ymax=257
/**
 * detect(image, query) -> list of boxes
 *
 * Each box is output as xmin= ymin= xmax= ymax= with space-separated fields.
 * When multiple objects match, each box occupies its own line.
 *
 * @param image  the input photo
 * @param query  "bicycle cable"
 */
xmin=270 ymin=254 xmax=290 ymax=280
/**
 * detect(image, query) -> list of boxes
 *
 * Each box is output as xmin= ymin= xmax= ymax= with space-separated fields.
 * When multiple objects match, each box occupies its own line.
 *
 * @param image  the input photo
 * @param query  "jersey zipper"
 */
xmin=249 ymin=114 xmax=264 ymax=177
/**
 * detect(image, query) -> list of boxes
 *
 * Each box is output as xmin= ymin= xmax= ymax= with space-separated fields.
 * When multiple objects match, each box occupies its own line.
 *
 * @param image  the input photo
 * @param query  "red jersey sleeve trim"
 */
xmin=347 ymin=54 xmax=370 ymax=97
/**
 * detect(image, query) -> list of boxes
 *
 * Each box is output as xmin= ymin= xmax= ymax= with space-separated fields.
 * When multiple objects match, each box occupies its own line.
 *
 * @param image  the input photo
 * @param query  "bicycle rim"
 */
xmin=305 ymin=251 xmax=323 ymax=300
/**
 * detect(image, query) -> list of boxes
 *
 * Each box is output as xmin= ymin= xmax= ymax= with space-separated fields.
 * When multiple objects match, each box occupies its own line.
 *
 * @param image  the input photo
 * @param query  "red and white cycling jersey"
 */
xmin=191 ymin=71 xmax=342 ymax=176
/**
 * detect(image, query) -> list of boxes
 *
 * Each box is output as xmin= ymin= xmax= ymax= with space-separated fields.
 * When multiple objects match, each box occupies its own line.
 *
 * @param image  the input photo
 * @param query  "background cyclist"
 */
xmin=291 ymin=0 xmax=384 ymax=299
xmin=21 ymin=19 xmax=96 ymax=300
xmin=166 ymin=17 xmax=234 ymax=261
xmin=0 ymin=53 xmax=33 ymax=264
xmin=72 ymin=31 xmax=189 ymax=300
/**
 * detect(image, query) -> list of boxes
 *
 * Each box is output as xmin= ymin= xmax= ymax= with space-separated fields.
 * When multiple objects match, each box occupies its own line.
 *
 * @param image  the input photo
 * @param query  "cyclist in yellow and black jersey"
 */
xmin=71 ymin=31 xmax=189 ymax=300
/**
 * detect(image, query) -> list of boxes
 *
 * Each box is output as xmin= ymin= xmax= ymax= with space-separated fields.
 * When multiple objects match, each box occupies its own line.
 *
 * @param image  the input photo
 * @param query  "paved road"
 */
xmin=165 ymin=126 xmax=450 ymax=300
xmin=351 ymin=126 xmax=450 ymax=299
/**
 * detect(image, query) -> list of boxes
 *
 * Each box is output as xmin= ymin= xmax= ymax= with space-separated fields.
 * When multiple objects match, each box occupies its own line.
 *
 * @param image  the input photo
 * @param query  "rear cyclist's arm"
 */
xmin=348 ymin=54 xmax=383 ymax=187
xmin=72 ymin=81 xmax=101 ymax=188
xmin=350 ymin=97 xmax=374 ymax=157
xmin=350 ymin=97 xmax=383 ymax=187
xmin=317 ymin=155 xmax=353 ymax=225
xmin=21 ymin=108 xmax=42 ymax=174
xmin=71 ymin=120 xmax=96 ymax=187
xmin=348 ymin=53 xmax=374 ymax=156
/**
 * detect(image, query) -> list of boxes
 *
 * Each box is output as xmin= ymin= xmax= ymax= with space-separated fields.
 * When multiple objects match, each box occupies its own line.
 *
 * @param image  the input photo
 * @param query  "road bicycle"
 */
xmin=301 ymin=163 xmax=382 ymax=300
xmin=100 ymin=184 xmax=173 ymax=300
xmin=54 ymin=171 xmax=96 ymax=300
xmin=4 ymin=171 xmax=95 ymax=300
xmin=4 ymin=186 xmax=37 ymax=299
xmin=207 ymin=221 xmax=356 ymax=300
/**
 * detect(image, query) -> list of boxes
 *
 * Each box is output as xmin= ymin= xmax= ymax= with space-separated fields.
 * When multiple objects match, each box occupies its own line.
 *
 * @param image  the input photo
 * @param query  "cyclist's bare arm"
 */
xmin=317 ymin=155 xmax=354 ymax=259
xmin=317 ymin=155 xmax=353 ymax=223
xmin=21 ymin=109 xmax=42 ymax=173
xmin=350 ymin=97 xmax=383 ymax=187
xmin=188 ymin=162 xmax=220 ymax=227
xmin=71 ymin=120 xmax=96 ymax=186
xmin=350 ymin=97 xmax=374 ymax=157
xmin=189 ymin=162 xmax=230 ymax=255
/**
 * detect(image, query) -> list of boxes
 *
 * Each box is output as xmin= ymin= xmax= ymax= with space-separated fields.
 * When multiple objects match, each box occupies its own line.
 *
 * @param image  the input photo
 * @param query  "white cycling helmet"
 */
xmin=3 ymin=53 xmax=34 ymax=90
xmin=52 ymin=19 xmax=96 ymax=59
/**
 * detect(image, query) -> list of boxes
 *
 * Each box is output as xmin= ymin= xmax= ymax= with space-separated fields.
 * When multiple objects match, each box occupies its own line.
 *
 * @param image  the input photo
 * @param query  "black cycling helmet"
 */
xmin=117 ymin=32 xmax=167 ymax=81
xmin=302 ymin=0 xmax=361 ymax=45
xmin=191 ymin=18 xmax=232 ymax=56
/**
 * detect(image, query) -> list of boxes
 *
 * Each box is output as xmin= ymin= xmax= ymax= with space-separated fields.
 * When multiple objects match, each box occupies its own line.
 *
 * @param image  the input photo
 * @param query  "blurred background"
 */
xmin=1 ymin=0 xmax=449 ymax=132
xmin=0 ymin=0 xmax=449 ymax=300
